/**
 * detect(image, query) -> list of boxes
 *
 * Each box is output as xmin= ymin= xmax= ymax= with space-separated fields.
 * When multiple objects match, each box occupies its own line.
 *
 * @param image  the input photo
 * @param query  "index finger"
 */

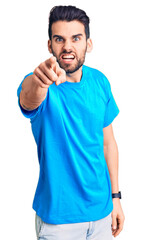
xmin=45 ymin=56 xmax=57 ymax=72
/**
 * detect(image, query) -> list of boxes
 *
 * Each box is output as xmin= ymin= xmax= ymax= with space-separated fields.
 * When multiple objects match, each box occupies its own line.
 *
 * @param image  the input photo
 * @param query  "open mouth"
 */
xmin=61 ymin=54 xmax=75 ymax=62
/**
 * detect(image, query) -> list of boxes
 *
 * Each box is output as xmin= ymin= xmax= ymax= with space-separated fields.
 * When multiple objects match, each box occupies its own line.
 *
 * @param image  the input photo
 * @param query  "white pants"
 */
xmin=35 ymin=213 xmax=113 ymax=240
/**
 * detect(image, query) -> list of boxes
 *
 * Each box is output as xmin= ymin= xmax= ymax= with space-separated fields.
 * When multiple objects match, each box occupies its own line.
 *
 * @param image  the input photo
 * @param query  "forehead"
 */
xmin=51 ymin=20 xmax=85 ymax=37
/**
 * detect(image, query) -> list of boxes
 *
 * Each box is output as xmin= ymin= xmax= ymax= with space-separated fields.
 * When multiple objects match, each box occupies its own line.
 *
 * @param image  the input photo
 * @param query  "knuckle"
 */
xmin=61 ymin=68 xmax=65 ymax=74
xmin=33 ymin=73 xmax=39 ymax=82
xmin=46 ymin=79 xmax=52 ymax=85
xmin=34 ymin=67 xmax=39 ymax=75
xmin=33 ymin=68 xmax=37 ymax=74
xmin=48 ymin=58 xmax=53 ymax=65
xmin=38 ymin=81 xmax=44 ymax=88
xmin=51 ymin=56 xmax=56 ymax=62
xmin=39 ymin=62 xmax=44 ymax=69
xmin=51 ymin=72 xmax=58 ymax=81
xmin=59 ymin=68 xmax=66 ymax=79
xmin=38 ymin=79 xmax=47 ymax=88
xmin=44 ymin=60 xmax=50 ymax=69
xmin=56 ymin=62 xmax=59 ymax=67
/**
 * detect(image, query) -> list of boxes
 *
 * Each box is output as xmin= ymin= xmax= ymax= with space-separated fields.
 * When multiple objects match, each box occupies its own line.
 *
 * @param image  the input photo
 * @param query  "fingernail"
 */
xmin=57 ymin=80 xmax=61 ymax=85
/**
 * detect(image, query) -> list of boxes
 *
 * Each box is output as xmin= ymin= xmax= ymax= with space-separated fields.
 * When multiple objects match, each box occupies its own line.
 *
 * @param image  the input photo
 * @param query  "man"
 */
xmin=17 ymin=5 xmax=125 ymax=240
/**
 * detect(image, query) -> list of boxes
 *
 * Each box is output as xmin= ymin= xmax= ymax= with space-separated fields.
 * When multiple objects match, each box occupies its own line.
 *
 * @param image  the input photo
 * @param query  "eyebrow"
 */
xmin=53 ymin=35 xmax=63 ymax=39
xmin=52 ymin=34 xmax=83 ymax=39
xmin=72 ymin=34 xmax=83 ymax=38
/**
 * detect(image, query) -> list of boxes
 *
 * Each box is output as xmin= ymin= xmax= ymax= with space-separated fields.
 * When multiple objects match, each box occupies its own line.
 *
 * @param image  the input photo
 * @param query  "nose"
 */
xmin=62 ymin=39 xmax=73 ymax=52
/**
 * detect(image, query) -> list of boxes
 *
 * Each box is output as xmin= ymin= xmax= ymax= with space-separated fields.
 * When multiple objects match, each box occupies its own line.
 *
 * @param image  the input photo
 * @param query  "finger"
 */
xmin=32 ymin=73 xmax=49 ymax=88
xmin=113 ymin=226 xmax=121 ymax=237
xmin=56 ymin=68 xmax=66 ymax=85
xmin=56 ymin=63 xmax=66 ymax=84
xmin=39 ymin=62 xmax=58 ymax=82
xmin=46 ymin=56 xmax=57 ymax=72
xmin=112 ymin=229 xmax=117 ymax=236
xmin=113 ymin=218 xmax=124 ymax=237
xmin=111 ymin=214 xmax=117 ymax=232
xmin=34 ymin=67 xmax=53 ymax=85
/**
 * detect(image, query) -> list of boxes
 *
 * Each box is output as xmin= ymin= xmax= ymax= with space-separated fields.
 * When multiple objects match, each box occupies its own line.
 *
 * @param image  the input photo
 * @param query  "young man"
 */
xmin=17 ymin=5 xmax=125 ymax=240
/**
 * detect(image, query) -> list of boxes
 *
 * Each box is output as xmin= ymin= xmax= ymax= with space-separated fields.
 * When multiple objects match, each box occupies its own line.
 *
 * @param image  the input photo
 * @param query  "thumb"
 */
xmin=56 ymin=66 xmax=66 ymax=86
xmin=112 ymin=213 xmax=117 ymax=231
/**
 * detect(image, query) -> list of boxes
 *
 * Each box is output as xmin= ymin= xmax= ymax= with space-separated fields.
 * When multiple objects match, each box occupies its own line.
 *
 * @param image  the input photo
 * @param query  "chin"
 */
xmin=60 ymin=63 xmax=83 ymax=74
xmin=66 ymin=65 xmax=83 ymax=74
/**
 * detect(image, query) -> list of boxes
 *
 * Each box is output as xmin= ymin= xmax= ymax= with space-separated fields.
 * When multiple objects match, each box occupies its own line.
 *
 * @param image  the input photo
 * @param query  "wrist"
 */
xmin=112 ymin=191 xmax=122 ymax=199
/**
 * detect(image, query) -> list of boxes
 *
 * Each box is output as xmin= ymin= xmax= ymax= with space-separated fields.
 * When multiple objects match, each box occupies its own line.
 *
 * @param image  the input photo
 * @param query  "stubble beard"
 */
xmin=51 ymin=47 xmax=87 ymax=74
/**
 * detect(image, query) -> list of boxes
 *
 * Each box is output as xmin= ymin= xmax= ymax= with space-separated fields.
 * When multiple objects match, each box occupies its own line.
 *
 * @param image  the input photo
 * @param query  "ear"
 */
xmin=48 ymin=40 xmax=52 ymax=53
xmin=86 ymin=38 xmax=93 ymax=53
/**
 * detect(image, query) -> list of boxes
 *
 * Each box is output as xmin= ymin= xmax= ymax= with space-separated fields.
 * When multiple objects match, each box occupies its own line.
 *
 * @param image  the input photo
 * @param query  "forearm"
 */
xmin=104 ymin=139 xmax=119 ymax=193
xmin=20 ymin=75 xmax=48 ymax=110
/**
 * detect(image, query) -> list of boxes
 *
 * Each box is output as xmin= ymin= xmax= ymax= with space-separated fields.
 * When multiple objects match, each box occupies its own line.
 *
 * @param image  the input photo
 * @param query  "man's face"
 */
xmin=48 ymin=20 xmax=92 ymax=74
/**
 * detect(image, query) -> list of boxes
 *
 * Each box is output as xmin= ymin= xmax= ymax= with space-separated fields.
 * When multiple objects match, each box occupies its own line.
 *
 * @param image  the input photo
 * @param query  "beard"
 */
xmin=51 ymin=47 xmax=87 ymax=74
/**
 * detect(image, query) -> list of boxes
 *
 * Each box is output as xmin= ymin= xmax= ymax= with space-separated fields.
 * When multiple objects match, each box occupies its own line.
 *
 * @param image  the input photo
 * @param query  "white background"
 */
xmin=0 ymin=0 xmax=141 ymax=239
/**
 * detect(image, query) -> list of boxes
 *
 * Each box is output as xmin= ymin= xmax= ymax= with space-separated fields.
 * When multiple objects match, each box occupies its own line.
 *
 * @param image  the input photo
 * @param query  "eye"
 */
xmin=73 ymin=37 xmax=80 ymax=41
xmin=56 ymin=37 xmax=64 ymax=42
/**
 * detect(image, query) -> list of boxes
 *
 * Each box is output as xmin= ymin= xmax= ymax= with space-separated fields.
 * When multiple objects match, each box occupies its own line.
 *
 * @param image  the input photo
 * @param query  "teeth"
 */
xmin=62 ymin=55 xmax=75 ymax=59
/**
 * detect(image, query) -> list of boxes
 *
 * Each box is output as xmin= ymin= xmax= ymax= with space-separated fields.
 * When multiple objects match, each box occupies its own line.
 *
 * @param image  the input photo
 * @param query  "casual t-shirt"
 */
xmin=17 ymin=65 xmax=120 ymax=224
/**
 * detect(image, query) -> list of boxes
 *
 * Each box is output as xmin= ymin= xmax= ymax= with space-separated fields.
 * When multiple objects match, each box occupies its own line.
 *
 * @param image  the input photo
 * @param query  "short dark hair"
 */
xmin=48 ymin=5 xmax=90 ymax=40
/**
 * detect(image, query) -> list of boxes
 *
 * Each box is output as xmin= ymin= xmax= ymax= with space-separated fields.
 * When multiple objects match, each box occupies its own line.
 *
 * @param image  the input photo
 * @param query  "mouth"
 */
xmin=60 ymin=54 xmax=75 ymax=63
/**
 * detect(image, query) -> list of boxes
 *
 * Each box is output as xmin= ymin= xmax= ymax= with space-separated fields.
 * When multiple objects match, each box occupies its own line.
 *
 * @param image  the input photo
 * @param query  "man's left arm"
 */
xmin=103 ymin=123 xmax=125 ymax=238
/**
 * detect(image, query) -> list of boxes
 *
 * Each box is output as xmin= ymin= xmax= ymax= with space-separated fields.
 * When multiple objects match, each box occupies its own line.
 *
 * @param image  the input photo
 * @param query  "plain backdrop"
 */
xmin=0 ymin=0 xmax=141 ymax=239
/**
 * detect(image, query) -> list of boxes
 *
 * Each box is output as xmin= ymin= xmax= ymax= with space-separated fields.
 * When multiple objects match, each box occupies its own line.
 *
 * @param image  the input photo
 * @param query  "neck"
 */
xmin=66 ymin=66 xmax=82 ymax=83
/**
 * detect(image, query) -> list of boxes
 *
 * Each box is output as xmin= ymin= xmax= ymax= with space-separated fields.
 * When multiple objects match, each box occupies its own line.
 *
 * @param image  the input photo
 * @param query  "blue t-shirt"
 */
xmin=17 ymin=65 xmax=119 ymax=224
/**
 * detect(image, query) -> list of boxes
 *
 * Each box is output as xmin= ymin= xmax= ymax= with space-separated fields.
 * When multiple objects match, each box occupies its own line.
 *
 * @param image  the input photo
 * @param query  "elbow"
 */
xmin=104 ymin=138 xmax=118 ymax=154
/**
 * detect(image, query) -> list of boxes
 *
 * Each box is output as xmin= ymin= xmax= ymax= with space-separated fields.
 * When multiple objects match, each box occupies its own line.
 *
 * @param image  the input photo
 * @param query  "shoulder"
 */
xmin=83 ymin=65 xmax=111 ymax=94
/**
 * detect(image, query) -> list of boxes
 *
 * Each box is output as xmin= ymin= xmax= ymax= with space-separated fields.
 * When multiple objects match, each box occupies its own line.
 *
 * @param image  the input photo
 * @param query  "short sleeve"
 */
xmin=17 ymin=72 xmax=44 ymax=119
xmin=103 ymin=84 xmax=120 ymax=128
